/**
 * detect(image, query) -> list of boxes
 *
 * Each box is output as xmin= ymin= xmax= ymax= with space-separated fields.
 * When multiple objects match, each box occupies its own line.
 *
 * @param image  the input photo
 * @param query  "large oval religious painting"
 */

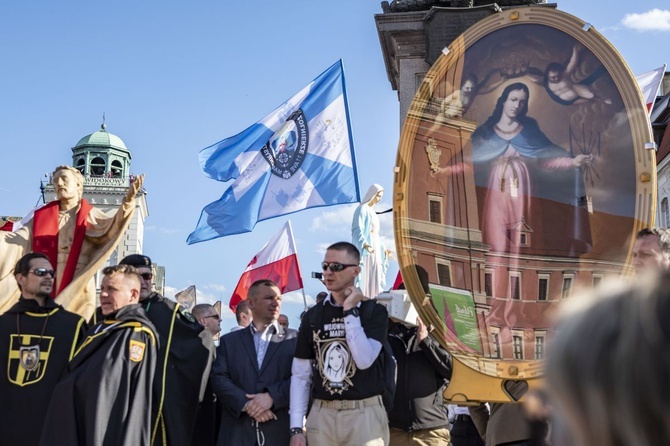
xmin=393 ymin=7 xmax=655 ymax=401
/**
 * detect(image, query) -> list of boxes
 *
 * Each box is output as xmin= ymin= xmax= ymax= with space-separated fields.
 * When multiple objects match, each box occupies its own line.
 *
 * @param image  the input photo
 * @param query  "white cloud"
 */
xmin=144 ymin=225 xmax=180 ymax=235
xmin=309 ymin=204 xmax=357 ymax=234
xmin=164 ymin=286 xmax=178 ymax=299
xmin=203 ymin=283 xmax=227 ymax=292
xmin=622 ymin=9 xmax=670 ymax=31
xmin=282 ymin=290 xmax=316 ymax=305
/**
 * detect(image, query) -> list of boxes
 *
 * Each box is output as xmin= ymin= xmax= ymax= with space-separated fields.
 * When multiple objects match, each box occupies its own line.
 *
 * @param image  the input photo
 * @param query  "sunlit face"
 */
xmin=248 ymin=285 xmax=282 ymax=326
xmin=322 ymin=249 xmax=360 ymax=293
xmin=136 ymin=266 xmax=153 ymax=300
xmin=632 ymin=234 xmax=670 ymax=273
xmin=100 ymin=273 xmax=140 ymax=316
xmin=53 ymin=169 xmax=81 ymax=202
xmin=199 ymin=310 xmax=222 ymax=336
xmin=16 ymin=258 xmax=54 ymax=301
xmin=502 ymin=89 xmax=527 ymax=120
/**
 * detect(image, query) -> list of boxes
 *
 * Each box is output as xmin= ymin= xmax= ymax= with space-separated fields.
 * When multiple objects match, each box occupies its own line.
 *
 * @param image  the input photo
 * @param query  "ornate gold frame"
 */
xmin=393 ymin=6 xmax=655 ymax=402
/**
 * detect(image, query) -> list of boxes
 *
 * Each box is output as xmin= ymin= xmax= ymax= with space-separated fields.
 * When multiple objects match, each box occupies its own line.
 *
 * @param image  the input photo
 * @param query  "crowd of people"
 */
xmin=1 ymin=165 xmax=668 ymax=446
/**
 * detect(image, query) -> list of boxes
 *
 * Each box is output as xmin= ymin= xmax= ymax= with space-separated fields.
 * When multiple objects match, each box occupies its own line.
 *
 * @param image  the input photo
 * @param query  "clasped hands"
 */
xmin=242 ymin=392 xmax=276 ymax=423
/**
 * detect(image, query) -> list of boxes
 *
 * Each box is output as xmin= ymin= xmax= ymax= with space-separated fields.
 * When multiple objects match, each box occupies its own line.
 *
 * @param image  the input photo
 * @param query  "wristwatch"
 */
xmin=290 ymin=427 xmax=304 ymax=437
xmin=343 ymin=307 xmax=359 ymax=318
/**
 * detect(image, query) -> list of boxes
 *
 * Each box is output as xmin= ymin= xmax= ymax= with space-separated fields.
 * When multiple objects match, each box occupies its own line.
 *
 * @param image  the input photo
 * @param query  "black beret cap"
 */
xmin=120 ymin=254 xmax=152 ymax=267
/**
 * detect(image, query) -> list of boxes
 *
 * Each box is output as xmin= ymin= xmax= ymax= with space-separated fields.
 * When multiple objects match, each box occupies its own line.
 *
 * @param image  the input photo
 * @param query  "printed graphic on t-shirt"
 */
xmin=313 ymin=319 xmax=356 ymax=394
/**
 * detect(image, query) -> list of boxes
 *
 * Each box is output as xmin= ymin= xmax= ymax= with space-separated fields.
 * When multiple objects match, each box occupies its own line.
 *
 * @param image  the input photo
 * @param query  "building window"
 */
xmin=662 ymin=198 xmax=670 ymax=228
xmin=519 ymin=232 xmax=528 ymax=246
xmin=512 ymin=330 xmax=524 ymax=360
xmin=111 ymin=160 xmax=123 ymax=177
xmin=537 ymin=274 xmax=549 ymax=301
xmin=592 ymin=274 xmax=603 ymax=288
xmin=429 ymin=196 xmax=442 ymax=223
xmin=90 ymin=156 xmax=106 ymax=176
xmin=484 ymin=270 xmax=493 ymax=297
xmin=562 ymin=274 xmax=574 ymax=299
xmin=437 ymin=261 xmax=452 ymax=287
xmin=75 ymin=158 xmax=86 ymax=175
xmin=509 ymin=272 xmax=521 ymax=300
xmin=490 ymin=327 xmax=501 ymax=359
xmin=534 ymin=331 xmax=546 ymax=360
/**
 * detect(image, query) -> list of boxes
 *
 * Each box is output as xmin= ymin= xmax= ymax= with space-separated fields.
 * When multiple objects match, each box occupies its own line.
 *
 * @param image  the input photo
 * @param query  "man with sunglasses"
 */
xmin=0 ymin=252 xmax=86 ymax=446
xmin=118 ymin=254 xmax=215 ymax=446
xmin=191 ymin=303 xmax=223 ymax=446
xmin=290 ymin=242 xmax=390 ymax=446
xmin=193 ymin=303 xmax=223 ymax=338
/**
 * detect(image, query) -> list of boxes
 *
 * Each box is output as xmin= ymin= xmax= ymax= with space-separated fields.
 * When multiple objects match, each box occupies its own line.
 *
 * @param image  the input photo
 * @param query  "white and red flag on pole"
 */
xmin=229 ymin=220 xmax=304 ymax=312
xmin=636 ymin=65 xmax=666 ymax=113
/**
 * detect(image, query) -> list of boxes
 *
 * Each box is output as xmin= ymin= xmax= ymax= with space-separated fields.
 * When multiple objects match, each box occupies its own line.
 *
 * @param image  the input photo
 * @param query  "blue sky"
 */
xmin=1 ymin=1 xmax=668 ymax=332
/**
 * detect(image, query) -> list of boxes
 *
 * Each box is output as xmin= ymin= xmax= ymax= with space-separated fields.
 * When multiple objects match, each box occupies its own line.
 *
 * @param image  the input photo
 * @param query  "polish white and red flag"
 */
xmin=636 ymin=65 xmax=666 ymax=113
xmin=229 ymin=220 xmax=303 ymax=312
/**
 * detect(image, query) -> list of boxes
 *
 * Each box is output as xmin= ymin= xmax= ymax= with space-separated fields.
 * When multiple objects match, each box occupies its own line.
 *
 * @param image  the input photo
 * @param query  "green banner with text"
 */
xmin=430 ymin=284 xmax=482 ymax=353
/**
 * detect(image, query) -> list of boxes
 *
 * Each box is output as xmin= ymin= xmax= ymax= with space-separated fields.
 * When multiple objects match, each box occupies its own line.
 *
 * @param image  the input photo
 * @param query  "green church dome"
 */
xmin=74 ymin=125 xmax=128 ymax=151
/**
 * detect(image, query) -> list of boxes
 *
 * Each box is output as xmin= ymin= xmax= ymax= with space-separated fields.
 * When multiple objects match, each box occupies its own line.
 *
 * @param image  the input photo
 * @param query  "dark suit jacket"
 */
xmin=211 ymin=324 xmax=297 ymax=446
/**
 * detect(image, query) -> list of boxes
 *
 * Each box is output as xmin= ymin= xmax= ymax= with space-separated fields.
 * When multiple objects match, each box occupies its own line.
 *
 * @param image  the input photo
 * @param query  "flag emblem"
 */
xmin=262 ymin=110 xmax=309 ymax=179
xmin=8 ymin=335 xmax=54 ymax=386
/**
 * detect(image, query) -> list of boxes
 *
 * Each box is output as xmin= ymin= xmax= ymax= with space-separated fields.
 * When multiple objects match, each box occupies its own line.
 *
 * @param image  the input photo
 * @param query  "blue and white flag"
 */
xmin=187 ymin=60 xmax=360 ymax=244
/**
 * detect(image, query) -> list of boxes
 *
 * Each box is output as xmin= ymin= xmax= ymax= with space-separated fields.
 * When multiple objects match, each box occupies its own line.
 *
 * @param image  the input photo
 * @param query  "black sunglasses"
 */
xmin=321 ymin=262 xmax=359 ymax=272
xmin=140 ymin=273 xmax=153 ymax=280
xmin=203 ymin=315 xmax=221 ymax=321
xmin=29 ymin=268 xmax=56 ymax=278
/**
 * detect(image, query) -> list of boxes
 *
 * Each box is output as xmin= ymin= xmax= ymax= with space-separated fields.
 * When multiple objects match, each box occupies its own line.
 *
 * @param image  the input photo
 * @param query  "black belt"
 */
xmin=455 ymin=414 xmax=471 ymax=422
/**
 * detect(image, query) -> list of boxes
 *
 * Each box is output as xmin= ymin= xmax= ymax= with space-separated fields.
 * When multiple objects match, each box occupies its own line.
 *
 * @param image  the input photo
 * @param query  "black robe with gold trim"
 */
xmin=141 ymin=293 xmax=216 ymax=446
xmin=89 ymin=293 xmax=216 ymax=446
xmin=0 ymin=297 xmax=86 ymax=446
xmin=39 ymin=304 xmax=158 ymax=446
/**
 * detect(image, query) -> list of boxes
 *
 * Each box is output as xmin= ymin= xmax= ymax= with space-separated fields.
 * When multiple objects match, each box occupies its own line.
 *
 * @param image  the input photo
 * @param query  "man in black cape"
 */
xmin=0 ymin=252 xmax=87 ymax=446
xmin=119 ymin=254 xmax=215 ymax=446
xmin=40 ymin=264 xmax=158 ymax=445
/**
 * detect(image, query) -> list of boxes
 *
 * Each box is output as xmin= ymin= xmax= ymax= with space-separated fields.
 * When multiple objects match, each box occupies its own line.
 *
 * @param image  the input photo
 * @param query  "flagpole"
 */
xmin=287 ymin=220 xmax=308 ymax=310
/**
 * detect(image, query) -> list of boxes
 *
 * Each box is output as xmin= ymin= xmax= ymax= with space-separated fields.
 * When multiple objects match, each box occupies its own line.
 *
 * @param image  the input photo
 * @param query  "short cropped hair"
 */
xmin=326 ymin=241 xmax=360 ymax=263
xmin=247 ymin=279 xmax=280 ymax=301
xmin=192 ymin=303 xmax=215 ymax=320
xmin=102 ymin=264 xmax=142 ymax=288
xmin=235 ymin=299 xmax=251 ymax=324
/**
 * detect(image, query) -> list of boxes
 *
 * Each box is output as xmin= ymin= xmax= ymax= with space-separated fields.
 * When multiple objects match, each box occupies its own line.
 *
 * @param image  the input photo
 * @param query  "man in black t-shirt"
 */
xmin=290 ymin=242 xmax=389 ymax=446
